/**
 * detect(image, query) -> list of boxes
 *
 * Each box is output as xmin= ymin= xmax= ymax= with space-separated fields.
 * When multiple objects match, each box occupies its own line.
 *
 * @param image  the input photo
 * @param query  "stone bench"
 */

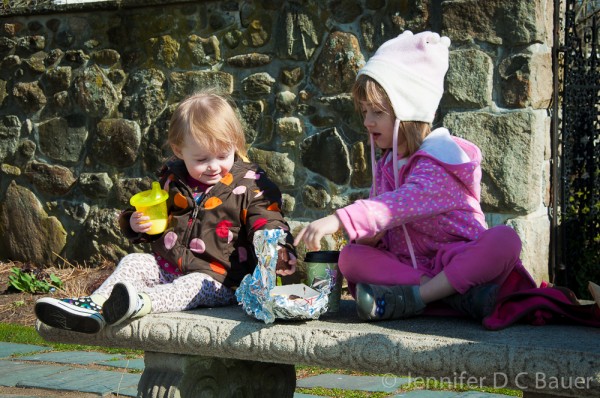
xmin=36 ymin=299 xmax=600 ymax=398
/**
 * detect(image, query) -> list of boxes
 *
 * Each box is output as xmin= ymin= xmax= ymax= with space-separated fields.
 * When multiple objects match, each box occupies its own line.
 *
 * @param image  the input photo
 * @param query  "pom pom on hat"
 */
xmin=358 ymin=31 xmax=451 ymax=123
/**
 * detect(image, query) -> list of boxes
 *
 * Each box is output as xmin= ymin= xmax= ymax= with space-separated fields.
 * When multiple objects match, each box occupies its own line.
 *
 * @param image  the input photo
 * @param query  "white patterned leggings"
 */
xmin=94 ymin=253 xmax=236 ymax=313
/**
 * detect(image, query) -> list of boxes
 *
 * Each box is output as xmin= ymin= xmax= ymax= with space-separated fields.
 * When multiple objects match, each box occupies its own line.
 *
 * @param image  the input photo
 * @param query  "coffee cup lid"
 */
xmin=304 ymin=250 xmax=340 ymax=263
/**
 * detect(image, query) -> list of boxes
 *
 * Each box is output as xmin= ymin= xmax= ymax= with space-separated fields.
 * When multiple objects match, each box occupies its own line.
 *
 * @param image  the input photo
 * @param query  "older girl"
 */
xmin=295 ymin=31 xmax=535 ymax=321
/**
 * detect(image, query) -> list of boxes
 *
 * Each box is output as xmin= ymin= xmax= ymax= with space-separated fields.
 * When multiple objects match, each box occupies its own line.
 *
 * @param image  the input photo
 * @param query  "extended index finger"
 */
xmin=293 ymin=227 xmax=307 ymax=247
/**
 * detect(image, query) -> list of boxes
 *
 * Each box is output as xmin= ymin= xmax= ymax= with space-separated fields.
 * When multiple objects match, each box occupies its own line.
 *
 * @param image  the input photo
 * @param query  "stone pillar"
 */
xmin=138 ymin=352 xmax=296 ymax=398
xmin=441 ymin=0 xmax=554 ymax=284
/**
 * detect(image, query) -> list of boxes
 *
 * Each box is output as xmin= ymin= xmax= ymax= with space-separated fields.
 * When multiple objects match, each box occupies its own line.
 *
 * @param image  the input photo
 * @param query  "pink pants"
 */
xmin=339 ymin=225 xmax=526 ymax=297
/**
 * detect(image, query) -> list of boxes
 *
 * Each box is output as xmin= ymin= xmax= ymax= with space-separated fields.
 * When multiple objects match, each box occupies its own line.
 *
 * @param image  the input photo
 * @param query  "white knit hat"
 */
xmin=358 ymin=30 xmax=451 ymax=123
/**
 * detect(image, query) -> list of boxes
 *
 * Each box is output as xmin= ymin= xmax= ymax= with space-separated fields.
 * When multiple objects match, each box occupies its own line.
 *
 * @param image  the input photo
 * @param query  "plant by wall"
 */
xmin=8 ymin=265 xmax=64 ymax=294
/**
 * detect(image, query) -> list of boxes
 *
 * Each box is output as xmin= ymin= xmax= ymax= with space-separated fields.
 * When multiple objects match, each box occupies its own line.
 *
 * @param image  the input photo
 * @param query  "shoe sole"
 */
xmin=34 ymin=298 xmax=104 ymax=334
xmin=103 ymin=282 xmax=137 ymax=325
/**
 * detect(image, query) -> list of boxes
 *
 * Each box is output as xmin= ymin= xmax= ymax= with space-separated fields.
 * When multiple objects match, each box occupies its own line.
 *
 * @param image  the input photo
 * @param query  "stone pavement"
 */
xmin=0 ymin=342 xmax=514 ymax=397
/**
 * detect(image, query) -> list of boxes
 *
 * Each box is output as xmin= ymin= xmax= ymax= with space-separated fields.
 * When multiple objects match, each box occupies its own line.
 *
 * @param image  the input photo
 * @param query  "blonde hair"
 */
xmin=168 ymin=91 xmax=248 ymax=160
xmin=352 ymin=74 xmax=431 ymax=157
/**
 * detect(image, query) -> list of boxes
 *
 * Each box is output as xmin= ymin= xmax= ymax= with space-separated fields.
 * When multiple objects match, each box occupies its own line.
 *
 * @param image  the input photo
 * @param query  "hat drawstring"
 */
xmin=370 ymin=134 xmax=378 ymax=196
xmin=403 ymin=224 xmax=418 ymax=270
xmin=392 ymin=118 xmax=400 ymax=189
xmin=369 ymin=118 xmax=417 ymax=270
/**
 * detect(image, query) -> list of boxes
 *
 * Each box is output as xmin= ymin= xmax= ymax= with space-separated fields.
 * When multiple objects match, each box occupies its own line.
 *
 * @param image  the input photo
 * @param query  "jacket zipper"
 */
xmin=171 ymin=174 xmax=203 ymax=246
xmin=182 ymin=192 xmax=206 ymax=245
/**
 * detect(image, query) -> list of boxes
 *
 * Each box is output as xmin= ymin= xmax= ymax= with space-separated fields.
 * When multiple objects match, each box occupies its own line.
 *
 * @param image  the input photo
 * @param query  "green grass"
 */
xmin=295 ymin=364 xmax=522 ymax=397
xmin=295 ymin=387 xmax=390 ymax=397
xmin=294 ymin=378 xmax=522 ymax=397
xmin=0 ymin=322 xmax=142 ymax=356
xmin=403 ymin=379 xmax=522 ymax=397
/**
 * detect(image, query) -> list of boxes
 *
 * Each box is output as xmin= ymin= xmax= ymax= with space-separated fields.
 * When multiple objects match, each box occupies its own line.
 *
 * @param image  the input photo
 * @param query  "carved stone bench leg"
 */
xmin=138 ymin=352 xmax=296 ymax=398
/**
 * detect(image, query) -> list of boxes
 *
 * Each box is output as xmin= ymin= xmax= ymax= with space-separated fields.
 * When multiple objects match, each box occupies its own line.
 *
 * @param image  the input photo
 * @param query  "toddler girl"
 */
xmin=36 ymin=91 xmax=296 ymax=333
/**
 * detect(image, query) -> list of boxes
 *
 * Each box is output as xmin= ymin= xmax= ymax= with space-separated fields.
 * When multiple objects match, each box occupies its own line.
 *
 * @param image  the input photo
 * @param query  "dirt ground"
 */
xmin=0 ymin=261 xmax=125 ymax=397
xmin=0 ymin=261 xmax=115 ymax=328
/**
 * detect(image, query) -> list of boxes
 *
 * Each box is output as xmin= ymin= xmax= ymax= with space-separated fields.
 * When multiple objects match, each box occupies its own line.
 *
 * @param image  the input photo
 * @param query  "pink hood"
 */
xmin=336 ymin=128 xmax=487 ymax=269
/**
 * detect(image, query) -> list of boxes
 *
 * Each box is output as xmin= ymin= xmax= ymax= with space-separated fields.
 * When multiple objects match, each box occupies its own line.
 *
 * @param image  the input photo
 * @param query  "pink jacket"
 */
xmin=336 ymin=128 xmax=487 ymax=269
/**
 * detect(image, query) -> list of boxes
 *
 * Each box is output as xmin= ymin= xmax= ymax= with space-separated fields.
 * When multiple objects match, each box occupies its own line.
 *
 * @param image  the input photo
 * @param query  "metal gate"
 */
xmin=552 ymin=0 xmax=600 ymax=298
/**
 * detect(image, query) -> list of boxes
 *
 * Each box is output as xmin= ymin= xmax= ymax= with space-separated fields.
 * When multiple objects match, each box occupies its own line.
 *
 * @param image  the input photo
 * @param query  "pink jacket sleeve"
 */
xmin=336 ymin=157 xmax=472 ymax=241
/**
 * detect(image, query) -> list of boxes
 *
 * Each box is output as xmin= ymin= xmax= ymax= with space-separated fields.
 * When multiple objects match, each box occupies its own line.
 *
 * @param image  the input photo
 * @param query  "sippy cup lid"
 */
xmin=130 ymin=181 xmax=169 ymax=208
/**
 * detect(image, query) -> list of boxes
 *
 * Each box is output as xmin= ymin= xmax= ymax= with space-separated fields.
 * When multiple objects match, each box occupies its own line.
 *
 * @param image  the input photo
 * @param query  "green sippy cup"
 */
xmin=129 ymin=181 xmax=169 ymax=235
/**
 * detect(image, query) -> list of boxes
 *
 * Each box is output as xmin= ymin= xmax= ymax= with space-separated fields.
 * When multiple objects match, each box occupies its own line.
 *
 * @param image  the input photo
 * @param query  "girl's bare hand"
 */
xmin=293 ymin=214 xmax=342 ymax=251
xmin=130 ymin=211 xmax=153 ymax=234
xmin=276 ymin=249 xmax=297 ymax=276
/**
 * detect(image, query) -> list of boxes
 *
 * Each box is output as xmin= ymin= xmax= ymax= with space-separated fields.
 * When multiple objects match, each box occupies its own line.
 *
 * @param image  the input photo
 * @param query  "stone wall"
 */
xmin=0 ymin=0 xmax=553 ymax=283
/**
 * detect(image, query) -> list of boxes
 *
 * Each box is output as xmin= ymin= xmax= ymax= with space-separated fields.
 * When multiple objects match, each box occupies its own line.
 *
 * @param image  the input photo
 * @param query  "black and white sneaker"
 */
xmin=35 ymin=296 xmax=105 ymax=334
xmin=102 ymin=282 xmax=140 ymax=326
